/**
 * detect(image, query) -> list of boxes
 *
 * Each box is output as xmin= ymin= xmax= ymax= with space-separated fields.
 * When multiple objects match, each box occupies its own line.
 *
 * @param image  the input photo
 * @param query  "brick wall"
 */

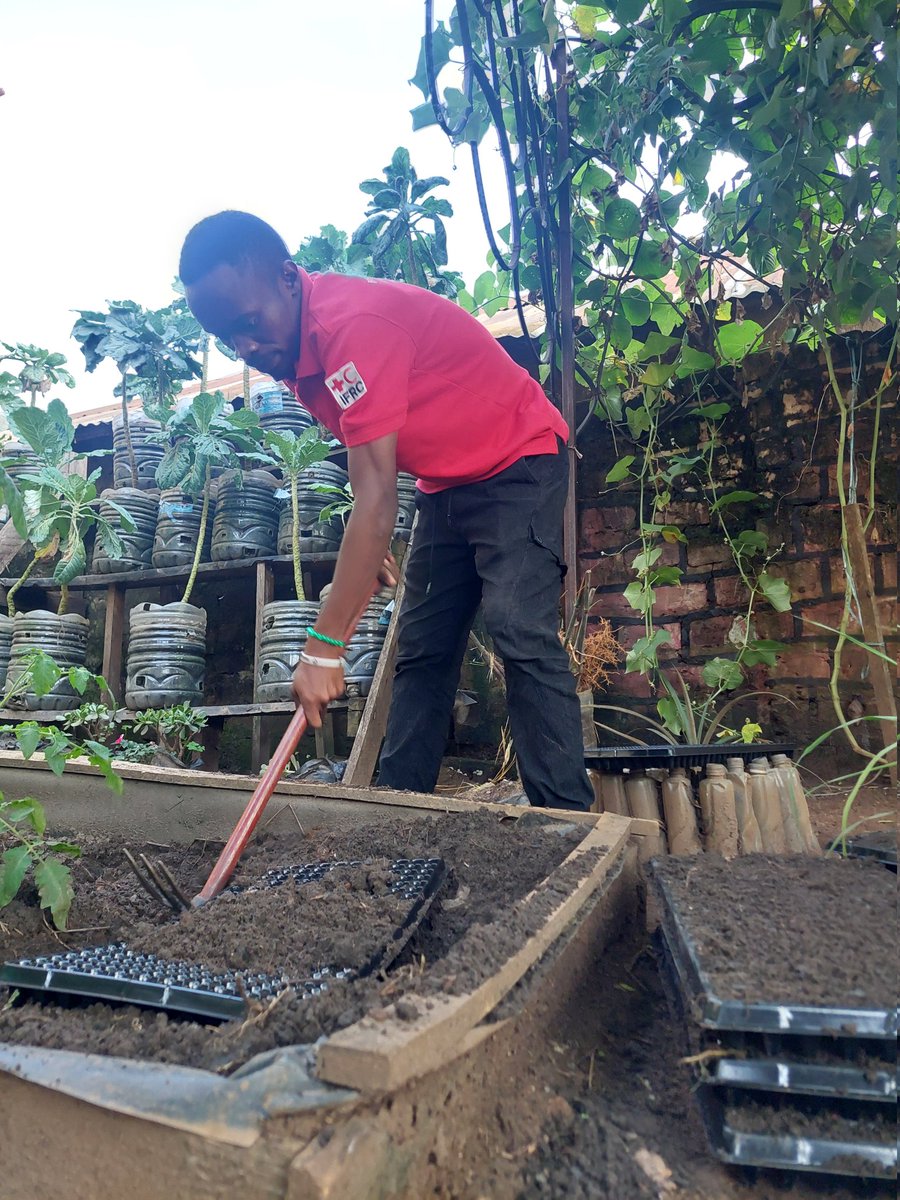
xmin=577 ymin=331 xmax=898 ymax=765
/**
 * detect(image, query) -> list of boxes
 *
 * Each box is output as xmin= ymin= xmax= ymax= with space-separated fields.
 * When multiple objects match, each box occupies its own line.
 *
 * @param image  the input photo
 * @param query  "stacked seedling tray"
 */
xmin=584 ymin=742 xmax=797 ymax=772
xmin=652 ymin=857 xmax=898 ymax=1181
xmin=1 ymin=858 xmax=445 ymax=1023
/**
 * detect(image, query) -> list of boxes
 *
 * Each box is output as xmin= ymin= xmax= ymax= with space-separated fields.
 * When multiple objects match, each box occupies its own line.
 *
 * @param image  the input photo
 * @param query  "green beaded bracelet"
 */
xmin=306 ymin=626 xmax=346 ymax=649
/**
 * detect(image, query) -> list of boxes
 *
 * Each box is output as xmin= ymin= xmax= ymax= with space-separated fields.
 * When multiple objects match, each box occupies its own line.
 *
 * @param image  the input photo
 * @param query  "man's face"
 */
xmin=185 ymin=259 xmax=302 ymax=381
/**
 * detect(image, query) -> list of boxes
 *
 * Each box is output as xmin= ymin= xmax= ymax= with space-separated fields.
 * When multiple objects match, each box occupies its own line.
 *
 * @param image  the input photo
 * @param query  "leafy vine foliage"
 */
xmin=412 ymin=0 xmax=896 ymax=734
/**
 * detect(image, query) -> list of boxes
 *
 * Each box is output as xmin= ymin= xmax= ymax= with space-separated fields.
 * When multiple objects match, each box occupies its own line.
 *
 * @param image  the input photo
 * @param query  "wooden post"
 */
xmin=342 ymin=529 xmax=414 ymax=788
xmin=251 ymin=561 xmax=275 ymax=772
xmin=843 ymin=502 xmax=897 ymax=785
xmin=101 ymin=583 xmax=126 ymax=702
xmin=554 ymin=40 xmax=578 ymax=628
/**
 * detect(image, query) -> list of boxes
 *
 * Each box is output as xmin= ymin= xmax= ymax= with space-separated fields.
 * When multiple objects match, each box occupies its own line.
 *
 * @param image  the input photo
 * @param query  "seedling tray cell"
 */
xmin=696 ymin=1088 xmax=898 ymax=1179
xmin=1 ymin=858 xmax=445 ymax=1022
xmin=844 ymin=831 xmax=898 ymax=872
xmin=655 ymin=875 xmax=899 ymax=1040
xmin=708 ymin=1057 xmax=897 ymax=1103
xmin=584 ymin=742 xmax=796 ymax=772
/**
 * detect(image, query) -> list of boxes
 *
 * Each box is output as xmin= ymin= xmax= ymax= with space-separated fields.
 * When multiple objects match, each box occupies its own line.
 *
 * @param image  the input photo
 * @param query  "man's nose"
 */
xmin=233 ymin=334 xmax=259 ymax=360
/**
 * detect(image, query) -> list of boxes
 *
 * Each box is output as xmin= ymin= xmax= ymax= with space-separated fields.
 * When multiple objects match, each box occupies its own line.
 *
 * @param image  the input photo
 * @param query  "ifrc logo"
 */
xmin=325 ymin=361 xmax=367 ymax=410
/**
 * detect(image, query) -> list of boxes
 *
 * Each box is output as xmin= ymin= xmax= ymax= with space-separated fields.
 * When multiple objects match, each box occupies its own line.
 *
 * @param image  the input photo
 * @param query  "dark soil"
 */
xmin=724 ymin=1099 xmax=897 ymax=1146
xmin=652 ymin=853 xmax=897 ymax=1009
xmin=517 ymin=936 xmax=897 ymax=1200
xmin=0 ymin=811 xmax=588 ymax=1072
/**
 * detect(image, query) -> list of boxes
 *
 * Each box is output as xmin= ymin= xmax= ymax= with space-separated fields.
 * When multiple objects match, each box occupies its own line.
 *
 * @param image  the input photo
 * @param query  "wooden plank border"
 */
xmin=316 ymin=811 xmax=631 ymax=1092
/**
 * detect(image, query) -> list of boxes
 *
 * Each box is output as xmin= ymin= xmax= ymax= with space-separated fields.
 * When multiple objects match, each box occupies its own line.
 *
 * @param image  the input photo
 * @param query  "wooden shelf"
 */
xmin=0 ymin=552 xmax=339 ymax=593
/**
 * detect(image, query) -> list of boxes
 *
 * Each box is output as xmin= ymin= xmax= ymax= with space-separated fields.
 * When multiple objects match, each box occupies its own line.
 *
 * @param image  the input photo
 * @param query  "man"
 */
xmin=180 ymin=211 xmax=591 ymax=811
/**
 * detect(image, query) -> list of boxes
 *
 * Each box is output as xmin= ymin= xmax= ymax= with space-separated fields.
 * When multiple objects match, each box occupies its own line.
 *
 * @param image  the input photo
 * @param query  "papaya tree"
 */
xmin=261 ymin=427 xmax=332 ymax=601
xmin=71 ymin=299 xmax=204 ymax=487
xmin=147 ymin=390 xmax=266 ymax=604
xmin=1 ymin=400 xmax=134 ymax=614
xmin=0 ymin=342 xmax=75 ymax=408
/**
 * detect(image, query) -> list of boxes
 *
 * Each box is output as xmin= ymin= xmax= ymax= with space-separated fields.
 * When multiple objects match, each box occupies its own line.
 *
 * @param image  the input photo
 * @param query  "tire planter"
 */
xmin=250 ymin=381 xmax=315 ymax=436
xmin=112 ymin=413 xmax=164 ymax=491
xmin=0 ymin=440 xmax=40 ymax=525
xmin=0 ymin=613 xmax=13 ymax=692
xmin=319 ymin=583 xmax=394 ymax=699
xmin=395 ymin=472 xmax=417 ymax=540
xmin=256 ymin=599 xmax=320 ymax=702
xmin=5 ymin=611 xmax=90 ymax=710
xmin=91 ymin=488 xmax=159 ymax=574
xmin=125 ymin=601 xmax=206 ymax=709
xmin=277 ymin=461 xmax=349 ymax=556
xmin=152 ymin=490 xmax=213 ymax=570
xmin=211 ymin=470 xmax=280 ymax=563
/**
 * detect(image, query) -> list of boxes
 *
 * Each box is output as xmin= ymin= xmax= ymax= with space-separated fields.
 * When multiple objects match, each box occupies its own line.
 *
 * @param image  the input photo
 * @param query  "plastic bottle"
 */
xmin=599 ymin=774 xmax=629 ymax=815
xmin=771 ymin=753 xmax=821 ymax=855
xmin=726 ymin=756 xmax=763 ymax=854
xmin=699 ymin=763 xmax=739 ymax=859
xmin=747 ymin=757 xmax=786 ymax=853
xmin=661 ymin=768 xmax=702 ymax=855
xmin=625 ymin=769 xmax=663 ymax=821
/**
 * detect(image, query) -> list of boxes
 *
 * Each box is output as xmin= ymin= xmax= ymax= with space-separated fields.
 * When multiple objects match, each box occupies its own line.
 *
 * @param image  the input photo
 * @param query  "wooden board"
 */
xmin=316 ymin=812 xmax=631 ymax=1091
xmin=342 ymin=527 xmax=415 ymax=788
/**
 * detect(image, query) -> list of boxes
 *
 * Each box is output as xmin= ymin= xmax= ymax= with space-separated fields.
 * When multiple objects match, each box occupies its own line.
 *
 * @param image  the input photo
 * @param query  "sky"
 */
xmin=0 ymin=0 xmax=503 ymax=411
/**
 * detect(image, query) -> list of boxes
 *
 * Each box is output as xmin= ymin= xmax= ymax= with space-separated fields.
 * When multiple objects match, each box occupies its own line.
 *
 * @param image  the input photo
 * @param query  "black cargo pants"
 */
xmin=378 ymin=442 xmax=593 ymax=811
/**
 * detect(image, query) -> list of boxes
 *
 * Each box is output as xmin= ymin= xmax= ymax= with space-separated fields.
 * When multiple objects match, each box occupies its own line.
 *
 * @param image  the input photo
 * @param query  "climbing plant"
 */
xmin=413 ymin=0 xmax=897 ymax=743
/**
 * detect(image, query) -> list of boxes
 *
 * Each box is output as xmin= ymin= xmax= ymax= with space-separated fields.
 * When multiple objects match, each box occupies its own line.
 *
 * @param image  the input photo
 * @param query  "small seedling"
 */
xmin=0 ymin=793 xmax=80 ymax=929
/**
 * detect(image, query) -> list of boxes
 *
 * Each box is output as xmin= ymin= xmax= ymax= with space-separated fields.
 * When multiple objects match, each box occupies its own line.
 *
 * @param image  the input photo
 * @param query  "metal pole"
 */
xmin=553 ymin=39 xmax=578 ymax=626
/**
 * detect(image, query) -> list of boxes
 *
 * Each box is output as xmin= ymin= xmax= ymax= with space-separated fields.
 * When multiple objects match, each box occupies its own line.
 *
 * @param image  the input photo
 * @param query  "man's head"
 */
xmin=180 ymin=211 xmax=302 ymax=381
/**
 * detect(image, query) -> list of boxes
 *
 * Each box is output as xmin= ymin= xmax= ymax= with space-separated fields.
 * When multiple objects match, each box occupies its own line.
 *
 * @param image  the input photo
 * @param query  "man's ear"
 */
xmin=281 ymin=259 xmax=301 ymax=293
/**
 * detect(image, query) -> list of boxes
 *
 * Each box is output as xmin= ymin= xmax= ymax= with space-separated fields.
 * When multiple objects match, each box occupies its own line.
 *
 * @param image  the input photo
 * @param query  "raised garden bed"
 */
xmin=652 ymin=854 xmax=898 ymax=1181
xmin=0 ymin=792 xmax=636 ymax=1200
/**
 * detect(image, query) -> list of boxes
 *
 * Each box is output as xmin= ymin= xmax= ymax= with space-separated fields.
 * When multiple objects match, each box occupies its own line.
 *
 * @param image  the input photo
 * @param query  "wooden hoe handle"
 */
xmin=193 ymin=588 xmax=379 ymax=906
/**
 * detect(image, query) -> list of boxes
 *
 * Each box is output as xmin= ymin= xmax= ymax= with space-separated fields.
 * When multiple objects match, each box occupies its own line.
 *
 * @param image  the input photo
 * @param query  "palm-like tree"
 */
xmin=352 ymin=147 xmax=463 ymax=296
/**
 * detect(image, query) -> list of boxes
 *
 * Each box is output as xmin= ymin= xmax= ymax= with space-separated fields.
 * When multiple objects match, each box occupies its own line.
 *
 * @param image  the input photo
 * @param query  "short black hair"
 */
xmin=179 ymin=211 xmax=291 ymax=286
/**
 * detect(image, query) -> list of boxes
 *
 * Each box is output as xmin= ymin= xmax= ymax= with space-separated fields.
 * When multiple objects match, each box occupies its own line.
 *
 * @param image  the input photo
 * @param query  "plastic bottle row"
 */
xmin=589 ymin=755 xmax=821 ymax=857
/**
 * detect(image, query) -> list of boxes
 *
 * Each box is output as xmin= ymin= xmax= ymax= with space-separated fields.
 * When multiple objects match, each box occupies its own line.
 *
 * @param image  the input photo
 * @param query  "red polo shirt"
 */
xmin=282 ymin=270 xmax=567 ymax=493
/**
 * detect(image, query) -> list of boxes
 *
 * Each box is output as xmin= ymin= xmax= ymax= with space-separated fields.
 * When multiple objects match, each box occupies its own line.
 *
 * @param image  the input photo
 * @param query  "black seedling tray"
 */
xmin=844 ymin=831 xmax=898 ymax=871
xmin=655 ymin=875 xmax=899 ymax=1040
xmin=695 ymin=1087 xmax=898 ymax=1179
xmin=584 ymin=742 xmax=796 ymax=772
xmin=707 ymin=1057 xmax=897 ymax=1103
xmin=0 ymin=857 xmax=445 ymax=1022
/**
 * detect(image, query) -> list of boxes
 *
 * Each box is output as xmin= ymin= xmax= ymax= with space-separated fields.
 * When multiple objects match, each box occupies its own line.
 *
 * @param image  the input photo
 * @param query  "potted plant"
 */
xmin=0 ymin=400 xmax=134 ymax=710
xmin=124 ymin=390 xmax=265 ymax=709
xmin=71 ymin=298 xmax=203 ymax=488
xmin=255 ymin=427 xmax=333 ymax=703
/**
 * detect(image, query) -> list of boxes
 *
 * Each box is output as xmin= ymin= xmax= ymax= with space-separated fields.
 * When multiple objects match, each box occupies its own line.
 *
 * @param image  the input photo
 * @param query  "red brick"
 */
xmin=616 ymin=622 xmax=682 ymax=652
xmin=714 ymin=574 xmax=752 ymax=608
xmin=606 ymin=671 xmax=655 ymax=699
xmin=687 ymin=541 xmax=733 ymax=569
xmin=828 ymin=555 xmax=846 ymax=596
xmin=660 ymin=664 xmax=704 ymax=690
xmin=580 ymin=505 xmax=637 ymax=535
xmin=782 ymin=389 xmax=815 ymax=423
xmin=799 ymin=600 xmax=855 ymax=636
xmin=653 ymin=582 xmax=709 ymax=617
xmin=769 ymin=559 xmax=824 ymax=601
xmin=878 ymin=552 xmax=897 ymax=593
xmin=753 ymin=611 xmax=795 ymax=640
xmin=837 ymin=645 xmax=873 ymax=683
xmin=688 ymin=615 xmax=736 ymax=653
xmin=825 ymin=462 xmax=873 ymax=504
xmin=581 ymin=555 xmax=631 ymax=588
xmin=653 ymin=501 xmax=710 ymax=527
xmin=775 ymin=648 xmax=832 ymax=679
xmin=592 ymin=591 xmax=646 ymax=620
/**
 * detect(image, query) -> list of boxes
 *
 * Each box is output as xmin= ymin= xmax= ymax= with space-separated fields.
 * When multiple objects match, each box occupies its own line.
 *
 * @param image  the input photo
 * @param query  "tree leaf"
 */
xmin=606 ymin=455 xmax=635 ymax=483
xmin=701 ymin=657 xmax=745 ymax=690
xmin=34 ymin=857 xmax=75 ymax=929
xmin=759 ymin=571 xmax=793 ymax=612
xmin=604 ymin=198 xmax=642 ymax=240
xmin=16 ymin=725 xmax=43 ymax=759
xmin=717 ymin=320 xmax=764 ymax=362
xmin=0 ymin=846 xmax=32 ymax=908
xmin=710 ymin=490 xmax=758 ymax=511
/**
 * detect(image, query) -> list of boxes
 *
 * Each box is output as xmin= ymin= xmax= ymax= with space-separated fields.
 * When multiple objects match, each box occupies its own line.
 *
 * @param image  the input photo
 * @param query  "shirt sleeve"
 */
xmin=320 ymin=315 xmax=415 ymax=447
